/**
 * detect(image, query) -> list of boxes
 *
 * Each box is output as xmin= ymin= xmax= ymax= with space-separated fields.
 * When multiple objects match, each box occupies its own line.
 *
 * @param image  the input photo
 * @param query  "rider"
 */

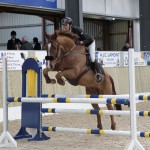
xmin=61 ymin=17 xmax=104 ymax=82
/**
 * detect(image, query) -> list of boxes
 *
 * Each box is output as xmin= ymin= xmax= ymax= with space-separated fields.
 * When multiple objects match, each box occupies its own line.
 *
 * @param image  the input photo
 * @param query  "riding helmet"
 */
xmin=61 ymin=17 xmax=73 ymax=25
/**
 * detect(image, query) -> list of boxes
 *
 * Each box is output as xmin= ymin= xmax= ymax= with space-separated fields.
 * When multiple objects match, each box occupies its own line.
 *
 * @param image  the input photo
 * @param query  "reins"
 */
xmin=63 ymin=44 xmax=77 ymax=57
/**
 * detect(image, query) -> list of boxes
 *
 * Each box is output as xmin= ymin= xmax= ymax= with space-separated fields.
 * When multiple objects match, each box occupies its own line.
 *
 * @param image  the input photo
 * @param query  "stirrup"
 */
xmin=96 ymin=73 xmax=103 ymax=82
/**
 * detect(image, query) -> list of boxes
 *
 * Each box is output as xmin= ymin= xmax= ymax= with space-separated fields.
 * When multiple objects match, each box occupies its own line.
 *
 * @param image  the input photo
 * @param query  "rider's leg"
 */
xmin=88 ymin=40 xmax=95 ymax=63
xmin=88 ymin=41 xmax=104 ymax=82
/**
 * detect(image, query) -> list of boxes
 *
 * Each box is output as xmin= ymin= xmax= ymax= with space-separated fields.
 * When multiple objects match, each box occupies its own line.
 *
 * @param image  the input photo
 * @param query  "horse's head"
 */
xmin=45 ymin=31 xmax=80 ymax=70
xmin=45 ymin=32 xmax=63 ymax=70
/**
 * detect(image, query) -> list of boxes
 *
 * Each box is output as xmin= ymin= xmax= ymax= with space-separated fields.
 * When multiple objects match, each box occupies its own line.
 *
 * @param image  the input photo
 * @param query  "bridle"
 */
xmin=46 ymin=40 xmax=77 ymax=62
xmin=45 ymin=40 xmax=61 ymax=62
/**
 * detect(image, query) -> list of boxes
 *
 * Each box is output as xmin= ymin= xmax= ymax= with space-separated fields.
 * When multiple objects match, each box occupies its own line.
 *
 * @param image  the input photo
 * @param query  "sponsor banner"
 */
xmin=142 ymin=52 xmax=150 ymax=65
xmin=95 ymin=51 xmax=120 ymax=67
xmin=35 ymin=51 xmax=47 ymax=69
xmin=0 ymin=51 xmax=28 ymax=70
xmin=123 ymin=52 xmax=146 ymax=66
xmin=0 ymin=51 xmax=149 ymax=71
xmin=0 ymin=0 xmax=57 ymax=9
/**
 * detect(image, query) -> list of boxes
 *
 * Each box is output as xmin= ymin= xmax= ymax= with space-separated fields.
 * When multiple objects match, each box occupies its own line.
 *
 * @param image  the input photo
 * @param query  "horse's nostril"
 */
xmin=50 ymin=64 xmax=53 ymax=68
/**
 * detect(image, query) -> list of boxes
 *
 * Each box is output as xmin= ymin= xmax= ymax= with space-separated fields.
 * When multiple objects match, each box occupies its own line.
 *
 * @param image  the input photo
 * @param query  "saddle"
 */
xmin=86 ymin=48 xmax=105 ymax=76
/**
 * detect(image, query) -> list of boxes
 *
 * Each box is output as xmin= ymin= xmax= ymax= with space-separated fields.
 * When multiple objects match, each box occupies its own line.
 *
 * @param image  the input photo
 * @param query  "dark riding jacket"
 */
xmin=71 ymin=26 xmax=94 ymax=47
xmin=34 ymin=43 xmax=41 ymax=50
xmin=7 ymin=38 xmax=22 ymax=50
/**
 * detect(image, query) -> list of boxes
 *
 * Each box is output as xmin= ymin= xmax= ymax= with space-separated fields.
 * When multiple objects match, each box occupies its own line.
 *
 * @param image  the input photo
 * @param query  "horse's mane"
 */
xmin=57 ymin=31 xmax=79 ymax=41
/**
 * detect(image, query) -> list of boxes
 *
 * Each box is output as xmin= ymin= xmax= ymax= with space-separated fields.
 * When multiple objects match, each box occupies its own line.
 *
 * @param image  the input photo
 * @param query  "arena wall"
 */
xmin=0 ymin=66 xmax=150 ymax=107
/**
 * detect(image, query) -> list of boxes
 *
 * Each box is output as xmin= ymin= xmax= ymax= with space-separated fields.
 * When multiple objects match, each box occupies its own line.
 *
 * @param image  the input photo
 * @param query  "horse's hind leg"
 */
xmin=102 ymin=74 xmax=116 ymax=130
xmin=92 ymin=104 xmax=103 ymax=129
xmin=106 ymin=104 xmax=116 ymax=130
xmin=86 ymin=87 xmax=103 ymax=129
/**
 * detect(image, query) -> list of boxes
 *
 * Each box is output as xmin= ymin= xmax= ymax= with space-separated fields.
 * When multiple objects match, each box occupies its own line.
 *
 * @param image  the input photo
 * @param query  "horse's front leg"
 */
xmin=55 ymin=68 xmax=79 ymax=85
xmin=92 ymin=104 xmax=103 ymax=130
xmin=106 ymin=104 xmax=116 ymax=130
xmin=43 ymin=68 xmax=56 ymax=84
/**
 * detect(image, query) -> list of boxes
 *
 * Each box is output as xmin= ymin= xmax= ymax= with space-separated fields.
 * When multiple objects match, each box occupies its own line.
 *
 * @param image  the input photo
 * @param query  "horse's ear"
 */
xmin=53 ymin=30 xmax=59 ymax=39
xmin=56 ymin=27 xmax=62 ymax=32
xmin=55 ymin=30 xmax=59 ymax=36
xmin=45 ymin=32 xmax=52 ymax=40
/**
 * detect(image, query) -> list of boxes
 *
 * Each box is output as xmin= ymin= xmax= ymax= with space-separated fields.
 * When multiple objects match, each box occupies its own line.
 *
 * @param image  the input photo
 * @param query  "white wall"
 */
xmin=83 ymin=0 xmax=139 ymax=19
xmin=57 ymin=0 xmax=139 ymax=19
xmin=57 ymin=0 xmax=65 ymax=9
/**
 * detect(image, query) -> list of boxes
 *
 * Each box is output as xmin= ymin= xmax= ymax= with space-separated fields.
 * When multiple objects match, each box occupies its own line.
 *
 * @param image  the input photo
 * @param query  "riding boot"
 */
xmin=93 ymin=60 xmax=104 ymax=82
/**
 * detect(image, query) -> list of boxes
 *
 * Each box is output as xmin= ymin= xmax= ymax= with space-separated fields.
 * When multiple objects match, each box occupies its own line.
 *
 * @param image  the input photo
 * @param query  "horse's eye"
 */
xmin=49 ymin=56 xmax=55 ymax=61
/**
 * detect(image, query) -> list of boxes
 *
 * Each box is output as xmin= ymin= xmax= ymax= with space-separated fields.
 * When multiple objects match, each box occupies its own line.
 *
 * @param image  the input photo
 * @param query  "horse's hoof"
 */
xmin=57 ymin=79 xmax=65 ymax=86
xmin=51 ymin=79 xmax=56 ymax=84
xmin=97 ymin=124 xmax=103 ymax=130
xmin=45 ymin=79 xmax=52 ymax=84
xmin=111 ymin=122 xmax=116 ymax=130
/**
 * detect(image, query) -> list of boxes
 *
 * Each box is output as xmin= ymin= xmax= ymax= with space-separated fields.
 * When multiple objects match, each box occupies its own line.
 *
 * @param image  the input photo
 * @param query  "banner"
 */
xmin=95 ymin=51 xmax=120 ymax=67
xmin=123 ymin=52 xmax=146 ymax=66
xmin=0 ymin=0 xmax=57 ymax=9
xmin=142 ymin=52 xmax=150 ymax=65
xmin=0 ymin=51 xmax=28 ymax=70
xmin=0 ymin=51 xmax=149 ymax=71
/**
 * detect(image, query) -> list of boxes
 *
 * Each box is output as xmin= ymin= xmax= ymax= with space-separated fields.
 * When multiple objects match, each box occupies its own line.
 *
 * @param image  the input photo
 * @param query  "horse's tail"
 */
xmin=109 ymin=75 xmax=122 ymax=110
xmin=109 ymin=75 xmax=116 ymax=95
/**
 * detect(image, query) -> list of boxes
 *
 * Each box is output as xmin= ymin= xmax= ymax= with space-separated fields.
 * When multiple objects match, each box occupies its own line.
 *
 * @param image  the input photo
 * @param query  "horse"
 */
xmin=43 ymin=31 xmax=122 ymax=130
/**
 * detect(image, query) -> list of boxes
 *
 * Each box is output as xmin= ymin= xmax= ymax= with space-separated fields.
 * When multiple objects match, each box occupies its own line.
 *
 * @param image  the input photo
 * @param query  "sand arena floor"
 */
xmin=0 ymin=103 xmax=150 ymax=150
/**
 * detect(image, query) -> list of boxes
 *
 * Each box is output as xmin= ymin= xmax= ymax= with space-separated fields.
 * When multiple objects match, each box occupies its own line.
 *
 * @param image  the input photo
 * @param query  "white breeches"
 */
xmin=88 ymin=40 xmax=95 ymax=62
xmin=47 ymin=43 xmax=51 ymax=69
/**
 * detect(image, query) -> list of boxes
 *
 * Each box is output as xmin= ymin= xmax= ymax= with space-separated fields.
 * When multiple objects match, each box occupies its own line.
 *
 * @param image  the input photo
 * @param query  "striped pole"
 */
xmin=7 ymin=97 xmax=129 ymax=105
xmin=42 ymin=126 xmax=150 ymax=138
xmin=41 ymin=108 xmax=150 ymax=117
xmin=42 ymin=126 xmax=131 ymax=136
xmin=41 ymin=94 xmax=150 ymax=100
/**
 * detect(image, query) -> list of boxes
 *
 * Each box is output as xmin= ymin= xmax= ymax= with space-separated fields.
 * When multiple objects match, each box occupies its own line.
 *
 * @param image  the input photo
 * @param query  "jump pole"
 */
xmin=0 ymin=56 xmax=17 ymax=147
xmin=41 ymin=93 xmax=150 ymax=100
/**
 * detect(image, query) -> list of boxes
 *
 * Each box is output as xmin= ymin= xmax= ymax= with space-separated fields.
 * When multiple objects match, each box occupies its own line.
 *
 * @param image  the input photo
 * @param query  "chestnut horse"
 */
xmin=43 ymin=31 xmax=122 ymax=130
